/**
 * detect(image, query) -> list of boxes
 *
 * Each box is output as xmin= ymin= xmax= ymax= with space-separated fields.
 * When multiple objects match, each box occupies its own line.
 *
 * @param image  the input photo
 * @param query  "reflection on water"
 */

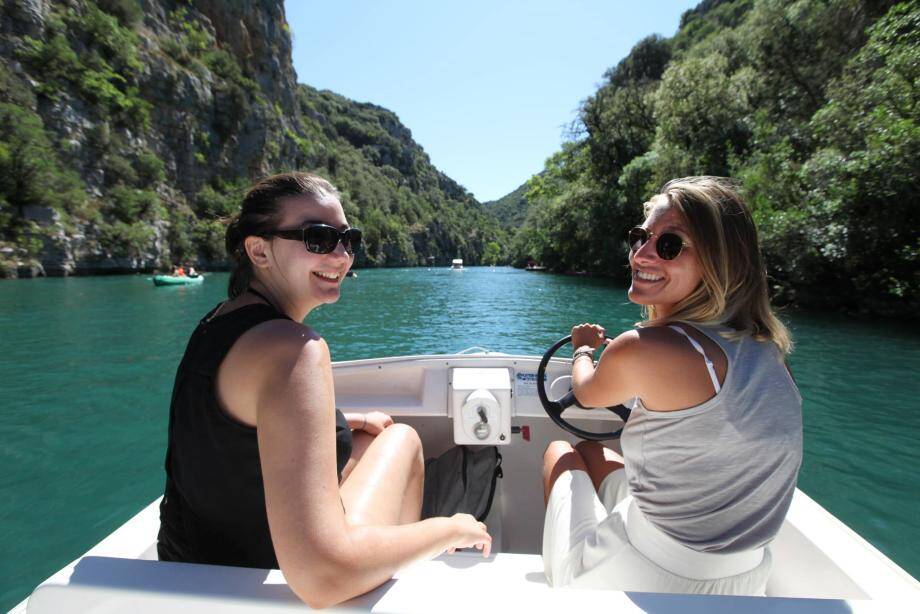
xmin=0 ymin=268 xmax=918 ymax=607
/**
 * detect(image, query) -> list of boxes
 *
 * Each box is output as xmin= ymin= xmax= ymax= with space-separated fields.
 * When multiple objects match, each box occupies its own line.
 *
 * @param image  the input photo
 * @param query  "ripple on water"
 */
xmin=1 ymin=269 xmax=919 ymax=608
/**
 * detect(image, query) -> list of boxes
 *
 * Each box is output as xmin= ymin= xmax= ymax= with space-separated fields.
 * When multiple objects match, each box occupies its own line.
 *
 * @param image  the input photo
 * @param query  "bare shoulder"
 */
xmin=628 ymin=325 xmax=728 ymax=412
xmin=218 ymin=319 xmax=330 ymax=426
xmin=599 ymin=326 xmax=722 ymax=410
xmin=603 ymin=326 xmax=686 ymax=365
xmin=242 ymin=318 xmax=325 ymax=351
xmin=238 ymin=319 xmax=329 ymax=372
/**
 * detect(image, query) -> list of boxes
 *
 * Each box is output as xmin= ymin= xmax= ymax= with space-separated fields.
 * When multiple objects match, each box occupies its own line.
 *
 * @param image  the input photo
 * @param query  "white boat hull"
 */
xmin=18 ymin=352 xmax=920 ymax=612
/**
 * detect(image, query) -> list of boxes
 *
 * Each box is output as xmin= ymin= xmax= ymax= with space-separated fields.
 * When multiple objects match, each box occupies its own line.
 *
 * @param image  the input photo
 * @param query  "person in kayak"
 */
xmin=157 ymin=171 xmax=490 ymax=608
xmin=542 ymin=176 xmax=802 ymax=595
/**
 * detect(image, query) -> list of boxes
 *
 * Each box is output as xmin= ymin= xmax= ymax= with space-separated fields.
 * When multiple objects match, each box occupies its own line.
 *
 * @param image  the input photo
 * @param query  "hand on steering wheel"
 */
xmin=571 ymin=323 xmax=607 ymax=352
xmin=536 ymin=335 xmax=630 ymax=441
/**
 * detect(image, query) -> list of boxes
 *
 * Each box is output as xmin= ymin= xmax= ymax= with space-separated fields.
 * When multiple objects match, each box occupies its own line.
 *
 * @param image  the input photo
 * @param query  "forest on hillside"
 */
xmin=504 ymin=0 xmax=918 ymax=315
xmin=0 ymin=0 xmax=505 ymax=276
xmin=2 ymin=0 xmax=916 ymax=315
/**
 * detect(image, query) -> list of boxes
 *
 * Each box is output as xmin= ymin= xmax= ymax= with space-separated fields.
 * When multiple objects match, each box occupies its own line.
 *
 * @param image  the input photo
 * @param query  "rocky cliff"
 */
xmin=0 ymin=0 xmax=502 ymax=276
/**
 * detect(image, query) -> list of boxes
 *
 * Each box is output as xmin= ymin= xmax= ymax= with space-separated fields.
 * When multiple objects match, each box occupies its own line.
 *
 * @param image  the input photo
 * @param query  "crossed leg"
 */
xmin=542 ymin=440 xmax=624 ymax=503
xmin=340 ymin=423 xmax=424 ymax=526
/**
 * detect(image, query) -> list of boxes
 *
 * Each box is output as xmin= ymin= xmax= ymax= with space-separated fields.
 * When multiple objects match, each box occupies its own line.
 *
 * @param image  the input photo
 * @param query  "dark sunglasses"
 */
xmin=265 ymin=224 xmax=362 ymax=255
xmin=627 ymin=226 xmax=690 ymax=261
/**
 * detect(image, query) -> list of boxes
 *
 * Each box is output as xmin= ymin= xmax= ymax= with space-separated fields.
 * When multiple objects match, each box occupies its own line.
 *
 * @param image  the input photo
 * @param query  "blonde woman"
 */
xmin=542 ymin=176 xmax=802 ymax=595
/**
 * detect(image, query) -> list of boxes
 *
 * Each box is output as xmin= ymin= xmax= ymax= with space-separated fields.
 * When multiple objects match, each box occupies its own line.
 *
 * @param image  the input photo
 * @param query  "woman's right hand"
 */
xmin=572 ymin=323 xmax=606 ymax=351
xmin=446 ymin=513 xmax=492 ymax=557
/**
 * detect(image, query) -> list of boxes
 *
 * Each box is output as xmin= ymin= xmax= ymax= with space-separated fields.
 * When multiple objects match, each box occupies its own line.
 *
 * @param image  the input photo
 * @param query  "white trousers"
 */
xmin=543 ymin=469 xmax=772 ymax=595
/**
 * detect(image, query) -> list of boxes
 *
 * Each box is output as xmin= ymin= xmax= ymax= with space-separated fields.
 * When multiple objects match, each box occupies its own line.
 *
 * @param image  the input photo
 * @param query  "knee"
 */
xmin=574 ymin=440 xmax=603 ymax=457
xmin=382 ymin=423 xmax=423 ymax=459
xmin=384 ymin=422 xmax=421 ymax=444
xmin=544 ymin=440 xmax=574 ymax=467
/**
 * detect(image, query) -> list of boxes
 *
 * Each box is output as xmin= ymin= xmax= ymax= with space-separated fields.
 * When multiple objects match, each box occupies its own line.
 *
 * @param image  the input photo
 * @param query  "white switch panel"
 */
xmin=450 ymin=368 xmax=512 ymax=445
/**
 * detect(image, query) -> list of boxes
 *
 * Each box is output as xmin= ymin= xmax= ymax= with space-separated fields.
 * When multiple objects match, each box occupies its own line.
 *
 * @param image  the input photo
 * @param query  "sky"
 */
xmin=285 ymin=1 xmax=698 ymax=202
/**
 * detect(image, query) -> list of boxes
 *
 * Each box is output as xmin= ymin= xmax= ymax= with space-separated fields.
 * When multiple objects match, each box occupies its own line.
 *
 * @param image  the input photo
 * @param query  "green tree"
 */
xmin=482 ymin=241 xmax=502 ymax=266
xmin=0 ymin=104 xmax=86 ymax=223
xmin=801 ymin=1 xmax=920 ymax=307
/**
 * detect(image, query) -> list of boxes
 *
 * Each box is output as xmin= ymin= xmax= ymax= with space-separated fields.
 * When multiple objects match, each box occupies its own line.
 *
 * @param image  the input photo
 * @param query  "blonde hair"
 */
xmin=640 ymin=176 xmax=793 ymax=355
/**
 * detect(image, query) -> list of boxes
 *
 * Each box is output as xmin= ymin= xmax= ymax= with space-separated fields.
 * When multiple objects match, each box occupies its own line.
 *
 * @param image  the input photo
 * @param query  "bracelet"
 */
xmin=573 ymin=349 xmax=595 ymax=362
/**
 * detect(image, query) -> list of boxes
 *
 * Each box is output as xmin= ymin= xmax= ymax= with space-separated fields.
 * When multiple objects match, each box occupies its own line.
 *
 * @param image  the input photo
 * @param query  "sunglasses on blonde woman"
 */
xmin=627 ymin=226 xmax=689 ymax=261
xmin=265 ymin=223 xmax=362 ymax=255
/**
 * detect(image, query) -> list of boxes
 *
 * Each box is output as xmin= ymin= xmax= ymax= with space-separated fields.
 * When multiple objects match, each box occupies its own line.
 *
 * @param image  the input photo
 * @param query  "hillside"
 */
xmin=0 ymin=0 xmax=503 ymax=276
xmin=504 ymin=0 xmax=918 ymax=315
xmin=484 ymin=180 xmax=530 ymax=229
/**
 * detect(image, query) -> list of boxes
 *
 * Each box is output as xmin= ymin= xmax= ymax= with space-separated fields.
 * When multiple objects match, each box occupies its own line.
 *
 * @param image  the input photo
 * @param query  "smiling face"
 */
xmin=261 ymin=194 xmax=353 ymax=314
xmin=627 ymin=197 xmax=703 ymax=319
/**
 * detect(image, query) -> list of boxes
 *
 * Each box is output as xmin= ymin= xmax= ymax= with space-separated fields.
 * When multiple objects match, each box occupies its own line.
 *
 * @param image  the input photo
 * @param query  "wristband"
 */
xmin=573 ymin=349 xmax=595 ymax=362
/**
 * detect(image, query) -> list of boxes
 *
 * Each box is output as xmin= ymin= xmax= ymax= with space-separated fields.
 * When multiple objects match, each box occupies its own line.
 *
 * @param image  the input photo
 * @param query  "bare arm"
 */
xmin=256 ymin=330 xmax=489 ymax=608
xmin=571 ymin=324 xmax=728 ymax=412
xmin=571 ymin=327 xmax=643 ymax=408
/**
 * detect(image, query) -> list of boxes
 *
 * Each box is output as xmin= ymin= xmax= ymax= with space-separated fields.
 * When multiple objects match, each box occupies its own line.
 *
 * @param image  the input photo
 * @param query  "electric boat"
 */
xmin=16 ymin=343 xmax=920 ymax=612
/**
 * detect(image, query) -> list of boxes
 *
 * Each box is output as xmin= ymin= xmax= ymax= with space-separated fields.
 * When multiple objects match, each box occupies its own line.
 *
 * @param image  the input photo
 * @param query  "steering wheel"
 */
xmin=537 ymin=335 xmax=631 ymax=441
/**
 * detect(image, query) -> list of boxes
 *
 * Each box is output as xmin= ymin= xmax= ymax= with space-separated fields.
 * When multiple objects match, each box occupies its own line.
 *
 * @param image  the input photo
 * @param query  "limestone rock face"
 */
xmin=6 ymin=0 xmax=51 ymax=38
xmin=195 ymin=0 xmax=297 ymax=113
xmin=1 ymin=0 xmax=496 ymax=277
xmin=0 ymin=0 xmax=301 ymax=275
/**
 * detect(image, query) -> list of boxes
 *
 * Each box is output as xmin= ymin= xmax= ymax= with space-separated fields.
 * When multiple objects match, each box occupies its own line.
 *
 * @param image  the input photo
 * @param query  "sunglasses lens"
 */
xmin=343 ymin=228 xmax=362 ymax=254
xmin=302 ymin=226 xmax=362 ymax=254
xmin=657 ymin=233 xmax=684 ymax=260
xmin=304 ymin=225 xmax=340 ymax=254
xmin=627 ymin=227 xmax=648 ymax=251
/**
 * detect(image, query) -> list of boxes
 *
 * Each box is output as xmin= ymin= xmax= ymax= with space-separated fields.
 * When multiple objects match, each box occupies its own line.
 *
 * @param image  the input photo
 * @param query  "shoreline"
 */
xmin=1 ymin=265 xmax=917 ymax=322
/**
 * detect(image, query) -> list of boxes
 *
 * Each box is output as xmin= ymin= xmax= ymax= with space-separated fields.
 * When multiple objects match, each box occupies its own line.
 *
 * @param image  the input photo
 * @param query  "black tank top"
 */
xmin=157 ymin=300 xmax=353 ymax=568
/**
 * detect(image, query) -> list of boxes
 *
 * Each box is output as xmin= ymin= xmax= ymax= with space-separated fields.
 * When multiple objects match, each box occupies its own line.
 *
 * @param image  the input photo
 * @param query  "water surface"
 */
xmin=1 ymin=267 xmax=918 ymax=607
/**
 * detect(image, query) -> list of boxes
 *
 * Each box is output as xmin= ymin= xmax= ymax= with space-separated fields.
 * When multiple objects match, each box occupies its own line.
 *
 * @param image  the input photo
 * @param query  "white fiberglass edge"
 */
xmin=769 ymin=489 xmax=920 ymax=599
xmin=22 ymin=552 xmax=917 ymax=613
xmin=20 ymin=494 xmax=920 ymax=613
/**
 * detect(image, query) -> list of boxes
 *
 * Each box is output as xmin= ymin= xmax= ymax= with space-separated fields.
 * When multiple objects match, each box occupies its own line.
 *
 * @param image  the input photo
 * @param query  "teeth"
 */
xmin=636 ymin=270 xmax=663 ymax=281
xmin=314 ymin=271 xmax=339 ymax=281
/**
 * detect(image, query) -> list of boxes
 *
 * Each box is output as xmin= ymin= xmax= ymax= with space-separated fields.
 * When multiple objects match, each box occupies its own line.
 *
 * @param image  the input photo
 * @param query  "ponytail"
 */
xmin=224 ymin=214 xmax=252 ymax=299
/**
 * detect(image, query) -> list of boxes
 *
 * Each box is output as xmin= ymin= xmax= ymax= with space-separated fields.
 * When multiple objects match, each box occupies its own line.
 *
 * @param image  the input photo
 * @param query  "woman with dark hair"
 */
xmin=542 ymin=176 xmax=802 ymax=595
xmin=157 ymin=172 xmax=490 ymax=608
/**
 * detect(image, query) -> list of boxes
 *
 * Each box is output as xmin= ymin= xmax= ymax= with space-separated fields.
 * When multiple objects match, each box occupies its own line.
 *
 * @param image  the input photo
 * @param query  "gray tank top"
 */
xmin=620 ymin=323 xmax=802 ymax=553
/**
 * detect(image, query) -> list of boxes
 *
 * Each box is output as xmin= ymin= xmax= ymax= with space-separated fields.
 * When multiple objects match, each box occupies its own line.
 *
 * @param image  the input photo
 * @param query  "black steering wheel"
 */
xmin=536 ymin=335 xmax=631 ymax=441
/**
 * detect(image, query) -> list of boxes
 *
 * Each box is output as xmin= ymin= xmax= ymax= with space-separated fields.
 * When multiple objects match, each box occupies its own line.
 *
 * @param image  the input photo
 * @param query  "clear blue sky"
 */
xmin=285 ymin=1 xmax=698 ymax=202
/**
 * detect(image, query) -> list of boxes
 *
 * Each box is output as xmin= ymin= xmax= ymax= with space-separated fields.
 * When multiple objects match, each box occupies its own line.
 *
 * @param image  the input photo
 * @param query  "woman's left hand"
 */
xmin=359 ymin=411 xmax=394 ymax=435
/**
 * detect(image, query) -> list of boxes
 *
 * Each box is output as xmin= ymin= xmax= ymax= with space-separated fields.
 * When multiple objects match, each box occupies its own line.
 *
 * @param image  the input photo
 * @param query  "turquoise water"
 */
xmin=1 ymin=267 xmax=919 ymax=608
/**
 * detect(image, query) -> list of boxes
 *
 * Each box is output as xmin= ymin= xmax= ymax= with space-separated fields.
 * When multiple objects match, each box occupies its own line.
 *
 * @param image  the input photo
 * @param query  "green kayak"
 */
xmin=153 ymin=274 xmax=204 ymax=286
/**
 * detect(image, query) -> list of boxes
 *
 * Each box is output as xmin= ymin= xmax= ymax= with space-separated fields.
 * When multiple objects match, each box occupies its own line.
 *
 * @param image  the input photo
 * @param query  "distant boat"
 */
xmin=525 ymin=264 xmax=547 ymax=271
xmin=152 ymin=274 xmax=204 ymax=287
xmin=345 ymin=271 xmax=357 ymax=278
xmin=451 ymin=259 xmax=463 ymax=270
